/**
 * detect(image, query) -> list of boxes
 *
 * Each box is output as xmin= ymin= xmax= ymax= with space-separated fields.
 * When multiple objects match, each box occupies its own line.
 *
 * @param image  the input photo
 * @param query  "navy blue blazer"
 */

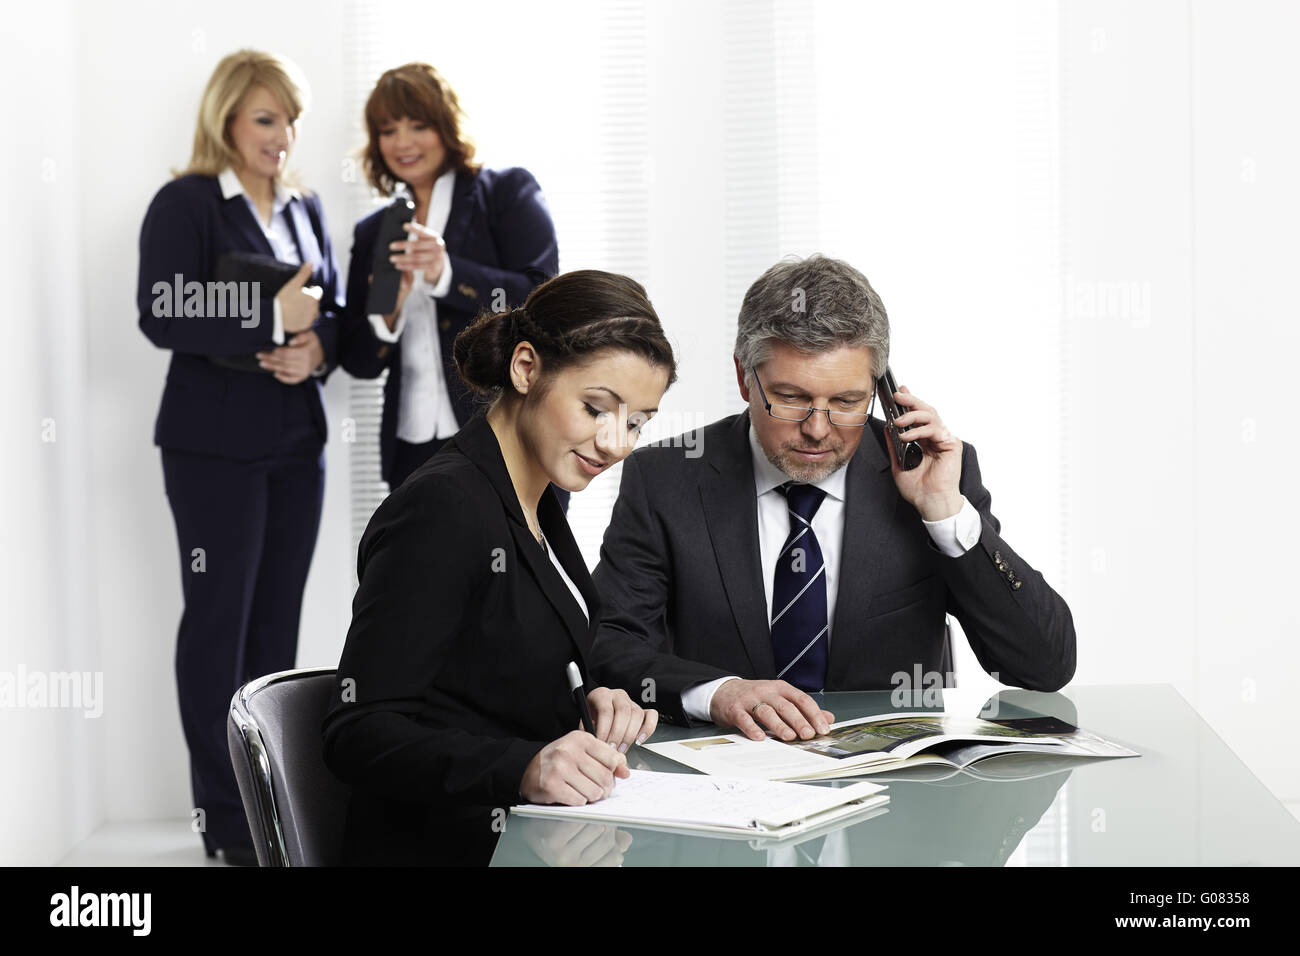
xmin=339 ymin=166 xmax=559 ymax=485
xmin=137 ymin=173 xmax=344 ymax=460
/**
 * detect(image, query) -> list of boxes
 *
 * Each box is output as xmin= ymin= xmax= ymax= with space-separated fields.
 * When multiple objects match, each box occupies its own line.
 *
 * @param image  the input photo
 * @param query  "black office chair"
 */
xmin=227 ymin=667 xmax=351 ymax=866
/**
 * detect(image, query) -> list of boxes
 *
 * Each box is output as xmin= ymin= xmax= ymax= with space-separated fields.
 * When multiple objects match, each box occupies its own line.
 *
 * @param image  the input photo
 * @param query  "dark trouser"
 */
xmin=391 ymin=435 xmax=571 ymax=511
xmin=161 ymin=392 xmax=324 ymax=854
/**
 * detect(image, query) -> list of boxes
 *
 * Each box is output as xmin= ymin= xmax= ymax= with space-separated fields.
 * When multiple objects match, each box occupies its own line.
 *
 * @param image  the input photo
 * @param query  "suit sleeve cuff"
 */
xmin=922 ymin=496 xmax=981 ymax=557
xmin=501 ymin=739 xmax=548 ymax=805
xmin=368 ymin=312 xmax=404 ymax=342
xmin=681 ymin=676 xmax=742 ymax=723
xmin=272 ymin=299 xmax=285 ymax=345
xmin=427 ymin=260 xmax=454 ymax=299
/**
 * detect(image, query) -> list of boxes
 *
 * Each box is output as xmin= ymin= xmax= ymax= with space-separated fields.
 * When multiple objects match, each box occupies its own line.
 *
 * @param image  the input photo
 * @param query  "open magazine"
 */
xmin=643 ymin=712 xmax=1139 ymax=782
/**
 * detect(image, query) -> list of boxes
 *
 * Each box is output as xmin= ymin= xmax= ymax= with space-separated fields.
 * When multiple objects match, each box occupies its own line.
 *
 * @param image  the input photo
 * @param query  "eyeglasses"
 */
xmin=750 ymin=368 xmax=872 ymax=428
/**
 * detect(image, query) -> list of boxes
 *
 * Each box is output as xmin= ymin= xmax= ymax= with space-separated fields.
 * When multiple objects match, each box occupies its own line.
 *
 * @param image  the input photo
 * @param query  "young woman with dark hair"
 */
xmin=323 ymin=269 xmax=676 ymax=866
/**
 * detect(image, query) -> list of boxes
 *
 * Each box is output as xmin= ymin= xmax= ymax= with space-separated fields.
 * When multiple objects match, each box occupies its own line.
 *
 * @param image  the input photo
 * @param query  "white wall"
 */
xmin=1 ymin=0 xmax=103 ymax=867
xmin=3 ymin=0 xmax=361 ymax=863
xmin=1058 ymin=0 xmax=1300 ymax=804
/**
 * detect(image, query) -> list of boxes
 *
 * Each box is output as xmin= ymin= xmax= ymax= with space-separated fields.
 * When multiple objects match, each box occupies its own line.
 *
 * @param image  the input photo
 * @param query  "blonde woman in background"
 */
xmin=137 ymin=49 xmax=342 ymax=866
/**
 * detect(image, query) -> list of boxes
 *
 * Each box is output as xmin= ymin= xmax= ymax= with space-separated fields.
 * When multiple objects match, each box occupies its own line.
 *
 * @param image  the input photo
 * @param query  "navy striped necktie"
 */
xmin=771 ymin=481 xmax=828 ymax=692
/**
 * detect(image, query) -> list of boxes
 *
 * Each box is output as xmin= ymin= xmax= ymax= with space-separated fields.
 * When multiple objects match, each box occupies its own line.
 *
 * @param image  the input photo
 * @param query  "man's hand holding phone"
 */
xmin=887 ymin=383 xmax=964 ymax=521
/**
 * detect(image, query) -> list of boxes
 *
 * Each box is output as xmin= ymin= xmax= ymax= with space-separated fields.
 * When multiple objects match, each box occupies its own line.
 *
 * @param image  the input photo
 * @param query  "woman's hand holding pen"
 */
xmin=586 ymin=686 xmax=658 ymax=753
xmin=519 ymin=730 xmax=629 ymax=806
xmin=517 ymin=687 xmax=654 ymax=806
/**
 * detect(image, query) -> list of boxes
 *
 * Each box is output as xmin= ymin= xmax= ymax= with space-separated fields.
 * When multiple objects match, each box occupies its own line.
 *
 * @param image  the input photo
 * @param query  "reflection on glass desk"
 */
xmin=490 ymin=684 xmax=1300 ymax=866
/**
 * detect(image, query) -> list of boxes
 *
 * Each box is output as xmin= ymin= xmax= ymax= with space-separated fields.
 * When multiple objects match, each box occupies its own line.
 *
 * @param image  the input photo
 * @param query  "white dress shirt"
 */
xmin=542 ymin=534 xmax=589 ymax=622
xmin=680 ymin=422 xmax=983 ymax=722
xmin=218 ymin=167 xmax=298 ymax=347
xmin=366 ymin=169 xmax=459 ymax=443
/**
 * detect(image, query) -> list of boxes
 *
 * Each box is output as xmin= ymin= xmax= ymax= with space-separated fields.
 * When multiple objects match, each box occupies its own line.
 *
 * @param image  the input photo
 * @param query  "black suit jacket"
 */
xmin=137 ymin=174 xmax=343 ymax=459
xmin=320 ymin=409 xmax=597 ymax=864
xmin=339 ymin=166 xmax=559 ymax=485
xmin=589 ymin=411 xmax=1076 ymax=725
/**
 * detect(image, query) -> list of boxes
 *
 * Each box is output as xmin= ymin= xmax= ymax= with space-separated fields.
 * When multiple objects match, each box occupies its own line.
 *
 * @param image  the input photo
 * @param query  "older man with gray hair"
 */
xmin=590 ymin=254 xmax=1075 ymax=740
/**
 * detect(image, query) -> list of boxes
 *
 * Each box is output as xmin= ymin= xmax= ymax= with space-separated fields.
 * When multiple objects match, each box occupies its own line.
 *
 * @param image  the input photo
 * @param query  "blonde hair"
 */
xmin=178 ymin=49 xmax=310 ymax=183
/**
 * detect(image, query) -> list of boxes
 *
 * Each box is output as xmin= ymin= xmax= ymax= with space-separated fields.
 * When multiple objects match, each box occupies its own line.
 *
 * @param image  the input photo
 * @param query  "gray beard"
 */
xmin=766 ymin=446 xmax=851 ymax=484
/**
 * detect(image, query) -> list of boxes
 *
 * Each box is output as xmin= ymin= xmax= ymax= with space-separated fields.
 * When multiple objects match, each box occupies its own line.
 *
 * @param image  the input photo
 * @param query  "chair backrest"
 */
xmin=227 ymin=667 xmax=350 ymax=866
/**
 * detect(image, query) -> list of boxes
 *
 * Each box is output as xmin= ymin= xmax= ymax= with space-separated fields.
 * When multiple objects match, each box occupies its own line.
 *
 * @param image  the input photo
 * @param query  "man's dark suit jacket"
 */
xmin=137 ymin=173 xmax=343 ymax=459
xmin=590 ymin=410 xmax=1076 ymax=725
xmin=320 ymin=409 xmax=597 ymax=865
xmin=339 ymin=166 xmax=559 ymax=485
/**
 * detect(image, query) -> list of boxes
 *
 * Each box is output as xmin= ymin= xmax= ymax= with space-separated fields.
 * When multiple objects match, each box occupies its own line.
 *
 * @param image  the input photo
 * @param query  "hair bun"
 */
xmin=452 ymin=308 xmax=516 ymax=396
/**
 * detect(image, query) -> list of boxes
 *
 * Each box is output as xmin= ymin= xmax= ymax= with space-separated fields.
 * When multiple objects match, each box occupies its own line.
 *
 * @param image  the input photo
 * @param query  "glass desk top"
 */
xmin=490 ymin=684 xmax=1300 ymax=866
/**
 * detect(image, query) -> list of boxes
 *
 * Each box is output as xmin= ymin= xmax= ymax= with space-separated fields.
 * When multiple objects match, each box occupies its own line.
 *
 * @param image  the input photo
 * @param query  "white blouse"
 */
xmin=366 ymin=169 xmax=459 ymax=443
xmin=540 ymin=533 xmax=589 ymax=623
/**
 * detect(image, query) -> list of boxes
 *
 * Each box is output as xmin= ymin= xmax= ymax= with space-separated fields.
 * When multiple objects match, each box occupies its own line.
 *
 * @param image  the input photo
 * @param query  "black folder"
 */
xmin=208 ymin=252 xmax=303 ymax=373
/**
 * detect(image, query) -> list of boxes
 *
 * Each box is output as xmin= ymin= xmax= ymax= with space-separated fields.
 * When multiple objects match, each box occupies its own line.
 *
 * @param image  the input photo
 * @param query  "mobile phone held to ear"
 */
xmin=365 ymin=195 xmax=416 ymax=316
xmin=875 ymin=367 xmax=924 ymax=471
